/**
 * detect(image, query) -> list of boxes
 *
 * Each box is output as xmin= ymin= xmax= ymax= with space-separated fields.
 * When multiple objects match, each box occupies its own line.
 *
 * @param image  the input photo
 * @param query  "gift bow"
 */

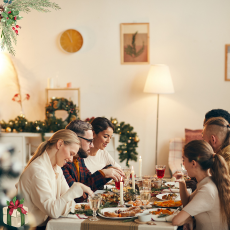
xmin=8 ymin=200 xmax=28 ymax=216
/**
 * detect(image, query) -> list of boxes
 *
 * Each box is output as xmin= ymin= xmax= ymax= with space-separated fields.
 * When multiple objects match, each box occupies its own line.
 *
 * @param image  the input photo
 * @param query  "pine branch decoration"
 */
xmin=7 ymin=0 xmax=61 ymax=13
xmin=0 ymin=0 xmax=61 ymax=55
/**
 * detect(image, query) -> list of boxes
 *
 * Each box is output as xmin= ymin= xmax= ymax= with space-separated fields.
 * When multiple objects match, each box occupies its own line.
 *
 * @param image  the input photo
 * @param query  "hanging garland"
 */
xmin=0 ymin=100 xmax=139 ymax=166
xmin=85 ymin=117 xmax=140 ymax=167
xmin=0 ymin=0 xmax=61 ymax=55
xmin=0 ymin=97 xmax=79 ymax=140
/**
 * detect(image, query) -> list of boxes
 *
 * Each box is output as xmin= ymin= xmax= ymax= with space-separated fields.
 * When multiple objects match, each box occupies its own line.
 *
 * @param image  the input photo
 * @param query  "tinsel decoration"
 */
xmin=0 ymin=0 xmax=61 ymax=55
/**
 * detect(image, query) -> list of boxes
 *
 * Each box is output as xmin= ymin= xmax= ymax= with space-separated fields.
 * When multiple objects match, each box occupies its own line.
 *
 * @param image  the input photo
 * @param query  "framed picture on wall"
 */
xmin=120 ymin=23 xmax=149 ymax=64
xmin=225 ymin=44 xmax=230 ymax=81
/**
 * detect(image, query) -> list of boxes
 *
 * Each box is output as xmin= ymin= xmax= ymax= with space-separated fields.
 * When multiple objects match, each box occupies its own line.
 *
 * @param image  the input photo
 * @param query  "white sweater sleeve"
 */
xmin=104 ymin=150 xmax=121 ymax=168
xmin=30 ymin=171 xmax=83 ymax=218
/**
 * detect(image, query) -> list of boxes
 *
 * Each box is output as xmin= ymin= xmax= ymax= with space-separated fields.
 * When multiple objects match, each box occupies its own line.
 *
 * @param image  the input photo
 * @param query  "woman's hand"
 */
xmin=174 ymin=171 xmax=185 ymax=183
xmin=77 ymin=183 xmax=94 ymax=198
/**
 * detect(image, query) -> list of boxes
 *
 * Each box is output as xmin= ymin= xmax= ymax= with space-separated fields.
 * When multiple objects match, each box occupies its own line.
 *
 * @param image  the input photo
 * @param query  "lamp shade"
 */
xmin=144 ymin=64 xmax=174 ymax=94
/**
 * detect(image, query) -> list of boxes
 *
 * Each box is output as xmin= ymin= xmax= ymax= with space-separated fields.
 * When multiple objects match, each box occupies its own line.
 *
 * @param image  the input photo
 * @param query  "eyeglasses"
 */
xmin=78 ymin=136 xmax=94 ymax=145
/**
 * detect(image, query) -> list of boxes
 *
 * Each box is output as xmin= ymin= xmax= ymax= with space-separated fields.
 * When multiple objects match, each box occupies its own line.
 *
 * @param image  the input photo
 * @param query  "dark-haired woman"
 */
xmin=172 ymin=140 xmax=230 ymax=230
xmin=84 ymin=117 xmax=120 ymax=173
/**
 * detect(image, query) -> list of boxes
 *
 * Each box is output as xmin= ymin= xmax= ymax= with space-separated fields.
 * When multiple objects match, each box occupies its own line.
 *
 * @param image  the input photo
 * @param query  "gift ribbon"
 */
xmin=8 ymin=200 xmax=27 ymax=216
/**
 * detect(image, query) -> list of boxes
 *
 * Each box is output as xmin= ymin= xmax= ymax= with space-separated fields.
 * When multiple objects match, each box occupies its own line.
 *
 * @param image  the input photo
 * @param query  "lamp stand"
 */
xmin=155 ymin=94 xmax=159 ymax=166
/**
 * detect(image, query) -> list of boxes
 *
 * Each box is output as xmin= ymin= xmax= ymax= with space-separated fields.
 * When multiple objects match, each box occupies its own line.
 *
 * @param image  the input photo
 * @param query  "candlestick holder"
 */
xmin=117 ymin=201 xmax=126 ymax=207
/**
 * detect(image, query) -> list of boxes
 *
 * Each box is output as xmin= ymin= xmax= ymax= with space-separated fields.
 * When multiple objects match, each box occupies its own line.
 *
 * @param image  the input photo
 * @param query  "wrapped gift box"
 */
xmin=3 ymin=206 xmax=28 ymax=227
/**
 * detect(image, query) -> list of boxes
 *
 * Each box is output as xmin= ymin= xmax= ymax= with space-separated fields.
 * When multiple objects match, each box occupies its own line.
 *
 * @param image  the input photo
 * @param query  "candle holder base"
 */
xmin=118 ymin=201 xmax=126 ymax=207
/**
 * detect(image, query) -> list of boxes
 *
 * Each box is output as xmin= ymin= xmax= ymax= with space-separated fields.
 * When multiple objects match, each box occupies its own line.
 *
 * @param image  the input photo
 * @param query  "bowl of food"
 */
xmin=138 ymin=213 xmax=151 ymax=222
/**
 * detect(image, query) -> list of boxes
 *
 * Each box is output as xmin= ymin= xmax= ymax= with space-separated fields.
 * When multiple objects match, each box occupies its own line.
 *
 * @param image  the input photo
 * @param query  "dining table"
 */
xmin=46 ymin=189 xmax=179 ymax=230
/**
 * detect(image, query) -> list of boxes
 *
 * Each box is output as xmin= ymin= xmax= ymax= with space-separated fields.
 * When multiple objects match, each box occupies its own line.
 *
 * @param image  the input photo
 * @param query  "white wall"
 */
xmin=1 ymin=0 xmax=230 ymax=177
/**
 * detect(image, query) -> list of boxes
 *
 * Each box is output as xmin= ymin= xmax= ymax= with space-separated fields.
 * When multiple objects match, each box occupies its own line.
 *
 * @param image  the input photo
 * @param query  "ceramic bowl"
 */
xmin=138 ymin=213 xmax=151 ymax=222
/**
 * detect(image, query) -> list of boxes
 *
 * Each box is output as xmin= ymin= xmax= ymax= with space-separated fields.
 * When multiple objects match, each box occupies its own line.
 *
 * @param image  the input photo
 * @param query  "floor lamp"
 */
xmin=143 ymin=64 xmax=174 ymax=166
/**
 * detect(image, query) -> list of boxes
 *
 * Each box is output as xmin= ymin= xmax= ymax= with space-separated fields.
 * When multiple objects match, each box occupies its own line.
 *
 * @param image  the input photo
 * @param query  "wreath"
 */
xmin=45 ymin=97 xmax=79 ymax=124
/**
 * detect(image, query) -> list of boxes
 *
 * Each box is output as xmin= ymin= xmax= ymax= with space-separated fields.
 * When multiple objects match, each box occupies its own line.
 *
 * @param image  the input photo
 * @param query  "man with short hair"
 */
xmin=202 ymin=116 xmax=230 ymax=171
xmin=62 ymin=120 xmax=124 ymax=202
xmin=204 ymin=108 xmax=230 ymax=125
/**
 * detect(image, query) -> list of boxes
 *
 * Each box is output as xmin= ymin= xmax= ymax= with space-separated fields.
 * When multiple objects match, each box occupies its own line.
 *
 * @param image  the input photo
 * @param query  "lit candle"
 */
xmin=139 ymin=156 xmax=142 ymax=178
xmin=120 ymin=177 xmax=124 ymax=205
xmin=131 ymin=166 xmax=135 ymax=190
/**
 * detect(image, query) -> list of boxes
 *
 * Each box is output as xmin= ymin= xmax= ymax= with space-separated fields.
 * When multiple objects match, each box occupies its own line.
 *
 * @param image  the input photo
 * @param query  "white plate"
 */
xmin=146 ymin=208 xmax=176 ymax=222
xmin=165 ymin=182 xmax=179 ymax=188
xmin=104 ymin=185 xmax=115 ymax=190
xmin=75 ymin=202 xmax=90 ymax=210
xmin=98 ymin=207 xmax=140 ymax=219
xmin=156 ymin=193 xmax=180 ymax=201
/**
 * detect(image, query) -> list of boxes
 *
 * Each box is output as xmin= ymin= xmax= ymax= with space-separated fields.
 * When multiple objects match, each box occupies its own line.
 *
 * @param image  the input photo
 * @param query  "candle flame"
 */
xmin=139 ymin=156 xmax=141 ymax=159
xmin=132 ymin=166 xmax=134 ymax=170
xmin=120 ymin=177 xmax=123 ymax=181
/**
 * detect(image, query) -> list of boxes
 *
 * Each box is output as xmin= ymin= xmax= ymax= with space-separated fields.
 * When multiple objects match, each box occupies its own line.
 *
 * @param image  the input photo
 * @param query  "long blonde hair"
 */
xmin=23 ymin=129 xmax=80 ymax=172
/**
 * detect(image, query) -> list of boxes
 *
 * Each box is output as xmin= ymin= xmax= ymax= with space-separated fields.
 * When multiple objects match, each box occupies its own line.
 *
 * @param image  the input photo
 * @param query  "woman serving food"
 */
xmin=84 ymin=117 xmax=121 ymax=173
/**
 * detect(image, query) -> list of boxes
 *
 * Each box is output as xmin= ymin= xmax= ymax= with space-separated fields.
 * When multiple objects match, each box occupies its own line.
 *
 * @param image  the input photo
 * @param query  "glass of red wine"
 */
xmin=156 ymin=165 xmax=166 ymax=187
xmin=115 ymin=180 xmax=124 ymax=190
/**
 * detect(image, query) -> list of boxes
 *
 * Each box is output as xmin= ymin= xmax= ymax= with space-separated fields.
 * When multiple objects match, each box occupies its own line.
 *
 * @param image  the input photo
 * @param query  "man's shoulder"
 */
xmin=62 ymin=162 xmax=76 ymax=171
xmin=219 ymin=145 xmax=230 ymax=160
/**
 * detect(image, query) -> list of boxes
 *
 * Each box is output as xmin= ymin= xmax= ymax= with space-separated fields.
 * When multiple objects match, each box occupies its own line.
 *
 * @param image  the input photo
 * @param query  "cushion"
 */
xmin=185 ymin=129 xmax=203 ymax=144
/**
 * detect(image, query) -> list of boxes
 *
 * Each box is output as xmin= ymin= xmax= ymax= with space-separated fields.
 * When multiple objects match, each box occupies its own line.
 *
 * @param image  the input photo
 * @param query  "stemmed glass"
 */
xmin=156 ymin=165 xmax=166 ymax=187
xmin=88 ymin=194 xmax=101 ymax=221
xmin=122 ymin=167 xmax=131 ymax=187
xmin=139 ymin=187 xmax=151 ymax=210
xmin=142 ymin=179 xmax=151 ymax=189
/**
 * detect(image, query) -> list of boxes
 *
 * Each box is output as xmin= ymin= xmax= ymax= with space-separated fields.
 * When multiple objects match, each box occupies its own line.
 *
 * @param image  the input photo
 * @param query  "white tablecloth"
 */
xmin=46 ymin=217 xmax=177 ymax=230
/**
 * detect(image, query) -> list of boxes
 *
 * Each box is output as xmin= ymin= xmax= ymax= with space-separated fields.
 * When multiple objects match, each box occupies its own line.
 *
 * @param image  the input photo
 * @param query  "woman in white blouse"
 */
xmin=172 ymin=140 xmax=230 ymax=230
xmin=17 ymin=129 xmax=93 ymax=229
xmin=84 ymin=117 xmax=120 ymax=173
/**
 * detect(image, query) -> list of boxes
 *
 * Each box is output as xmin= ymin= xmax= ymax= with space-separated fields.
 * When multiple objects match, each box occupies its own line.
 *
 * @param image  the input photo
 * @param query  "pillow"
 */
xmin=185 ymin=129 xmax=203 ymax=144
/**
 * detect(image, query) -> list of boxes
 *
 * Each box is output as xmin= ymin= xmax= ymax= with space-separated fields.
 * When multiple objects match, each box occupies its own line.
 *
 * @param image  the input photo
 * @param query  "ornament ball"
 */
xmin=6 ymin=127 xmax=11 ymax=132
xmin=134 ymin=136 xmax=140 ymax=142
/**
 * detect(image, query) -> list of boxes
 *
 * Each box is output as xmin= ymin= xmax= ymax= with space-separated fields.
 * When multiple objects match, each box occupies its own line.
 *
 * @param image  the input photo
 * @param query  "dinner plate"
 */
xmin=145 ymin=208 xmax=176 ymax=222
xmin=104 ymin=184 xmax=115 ymax=190
xmin=75 ymin=202 xmax=90 ymax=210
xmin=98 ymin=207 xmax=140 ymax=219
xmin=156 ymin=193 xmax=180 ymax=201
xmin=165 ymin=182 xmax=179 ymax=189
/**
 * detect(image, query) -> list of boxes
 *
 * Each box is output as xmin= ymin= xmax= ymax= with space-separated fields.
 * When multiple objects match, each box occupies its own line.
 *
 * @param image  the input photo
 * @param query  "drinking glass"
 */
xmin=115 ymin=180 xmax=124 ymax=190
xmin=122 ymin=167 xmax=131 ymax=187
xmin=142 ymin=179 xmax=151 ymax=189
xmin=156 ymin=165 xmax=166 ymax=187
xmin=88 ymin=194 xmax=101 ymax=221
xmin=139 ymin=187 xmax=151 ymax=210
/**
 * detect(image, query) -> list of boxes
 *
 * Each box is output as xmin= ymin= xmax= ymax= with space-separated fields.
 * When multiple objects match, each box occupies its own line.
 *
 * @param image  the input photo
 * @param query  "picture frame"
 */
xmin=120 ymin=23 xmax=149 ymax=65
xmin=225 ymin=44 xmax=230 ymax=81
xmin=45 ymin=88 xmax=81 ymax=117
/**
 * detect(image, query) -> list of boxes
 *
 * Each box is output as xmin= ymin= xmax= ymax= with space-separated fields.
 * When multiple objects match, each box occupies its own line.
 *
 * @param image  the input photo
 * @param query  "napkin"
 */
xmin=61 ymin=214 xmax=88 ymax=219
xmin=152 ymin=214 xmax=176 ymax=222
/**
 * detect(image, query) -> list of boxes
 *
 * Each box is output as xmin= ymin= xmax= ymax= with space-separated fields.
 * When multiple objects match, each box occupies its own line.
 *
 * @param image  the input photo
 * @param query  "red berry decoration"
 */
xmin=8 ymin=11 xmax=11 ymax=14
xmin=12 ymin=27 xmax=15 ymax=30
xmin=16 ymin=25 xmax=19 ymax=28
xmin=14 ymin=16 xmax=16 ymax=20
xmin=7 ymin=17 xmax=8 ymax=19
xmin=15 ymin=30 xmax=18 ymax=34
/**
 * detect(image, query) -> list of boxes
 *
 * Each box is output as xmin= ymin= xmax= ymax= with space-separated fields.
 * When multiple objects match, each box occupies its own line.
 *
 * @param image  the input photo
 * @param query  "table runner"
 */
xmin=81 ymin=216 xmax=138 ymax=230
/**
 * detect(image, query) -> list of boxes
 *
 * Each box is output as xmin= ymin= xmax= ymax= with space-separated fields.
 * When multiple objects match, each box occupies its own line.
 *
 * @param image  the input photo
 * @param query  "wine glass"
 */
xmin=88 ymin=194 xmax=101 ymax=221
xmin=142 ymin=179 xmax=151 ymax=189
xmin=122 ymin=167 xmax=131 ymax=187
xmin=139 ymin=187 xmax=151 ymax=210
xmin=156 ymin=165 xmax=166 ymax=187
